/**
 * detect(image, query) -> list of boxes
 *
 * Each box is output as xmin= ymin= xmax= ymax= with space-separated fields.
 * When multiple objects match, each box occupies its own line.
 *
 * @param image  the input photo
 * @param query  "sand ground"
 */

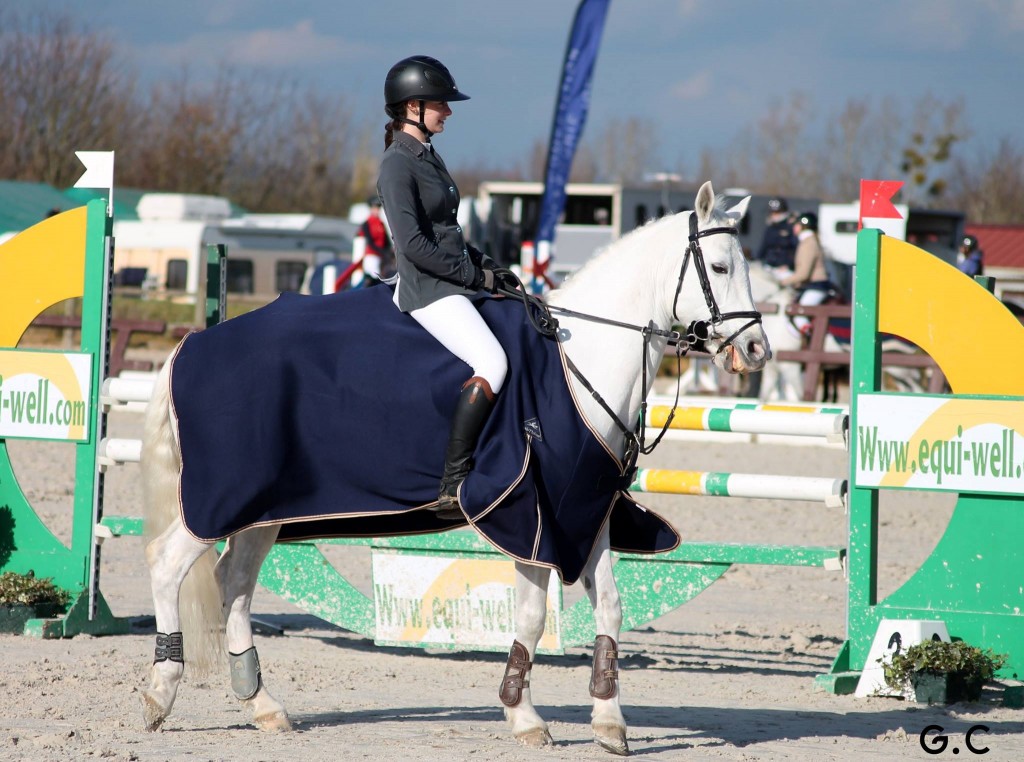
xmin=3 ymin=407 xmax=1023 ymax=762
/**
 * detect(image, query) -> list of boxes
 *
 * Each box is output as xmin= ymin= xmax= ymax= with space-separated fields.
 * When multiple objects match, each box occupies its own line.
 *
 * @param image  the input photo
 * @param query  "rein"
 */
xmin=499 ymin=212 xmax=764 ymax=485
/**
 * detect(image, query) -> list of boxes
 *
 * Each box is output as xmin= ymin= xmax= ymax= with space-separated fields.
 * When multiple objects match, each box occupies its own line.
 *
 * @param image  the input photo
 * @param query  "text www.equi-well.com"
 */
xmin=858 ymin=425 xmax=1021 ymax=486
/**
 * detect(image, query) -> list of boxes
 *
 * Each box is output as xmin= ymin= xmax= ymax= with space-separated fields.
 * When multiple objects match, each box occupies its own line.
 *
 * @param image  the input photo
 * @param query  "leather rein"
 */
xmin=500 ymin=213 xmax=763 ymax=484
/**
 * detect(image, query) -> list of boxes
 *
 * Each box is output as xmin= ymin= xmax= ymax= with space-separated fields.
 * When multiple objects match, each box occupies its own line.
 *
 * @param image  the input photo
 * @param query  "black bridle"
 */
xmin=671 ymin=212 xmax=763 ymax=355
xmin=499 ymin=211 xmax=764 ymax=485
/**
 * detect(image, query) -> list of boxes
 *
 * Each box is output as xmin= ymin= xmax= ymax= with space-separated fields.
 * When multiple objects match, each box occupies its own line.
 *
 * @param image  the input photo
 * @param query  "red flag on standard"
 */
xmin=859 ymin=179 xmax=904 ymax=229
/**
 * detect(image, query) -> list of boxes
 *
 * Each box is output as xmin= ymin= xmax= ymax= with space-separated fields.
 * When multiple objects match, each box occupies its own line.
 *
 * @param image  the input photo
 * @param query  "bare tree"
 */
xmin=947 ymin=138 xmax=1024 ymax=224
xmin=587 ymin=117 xmax=658 ymax=183
xmin=124 ymin=69 xmax=245 ymax=196
xmin=896 ymin=94 xmax=967 ymax=207
xmin=0 ymin=9 xmax=137 ymax=186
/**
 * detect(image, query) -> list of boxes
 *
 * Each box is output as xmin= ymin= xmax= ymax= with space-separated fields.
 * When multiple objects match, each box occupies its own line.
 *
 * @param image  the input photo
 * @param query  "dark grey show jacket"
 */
xmin=377 ymin=131 xmax=496 ymax=312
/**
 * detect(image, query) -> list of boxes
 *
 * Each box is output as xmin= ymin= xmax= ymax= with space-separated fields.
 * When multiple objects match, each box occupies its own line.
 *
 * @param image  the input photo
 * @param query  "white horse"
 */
xmin=746 ymin=262 xmax=820 ymax=401
xmin=139 ymin=181 xmax=769 ymax=754
xmin=747 ymin=262 xmax=927 ymax=401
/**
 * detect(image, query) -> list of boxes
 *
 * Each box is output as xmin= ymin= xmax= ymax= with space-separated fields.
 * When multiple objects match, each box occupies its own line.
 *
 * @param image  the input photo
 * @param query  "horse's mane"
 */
xmin=553 ymin=195 xmax=737 ymax=300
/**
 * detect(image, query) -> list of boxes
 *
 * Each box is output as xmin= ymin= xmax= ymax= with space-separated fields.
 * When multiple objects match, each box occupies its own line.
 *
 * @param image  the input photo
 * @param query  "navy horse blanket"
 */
xmin=169 ymin=286 xmax=679 ymax=584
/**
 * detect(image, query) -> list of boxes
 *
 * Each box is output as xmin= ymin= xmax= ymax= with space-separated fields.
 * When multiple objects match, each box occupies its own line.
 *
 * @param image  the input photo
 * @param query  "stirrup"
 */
xmin=431 ymin=482 xmax=464 ymax=520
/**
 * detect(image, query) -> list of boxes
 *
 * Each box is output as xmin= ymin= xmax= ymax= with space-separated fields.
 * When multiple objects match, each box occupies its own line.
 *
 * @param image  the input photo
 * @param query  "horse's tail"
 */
xmin=142 ymin=354 xmax=225 ymax=676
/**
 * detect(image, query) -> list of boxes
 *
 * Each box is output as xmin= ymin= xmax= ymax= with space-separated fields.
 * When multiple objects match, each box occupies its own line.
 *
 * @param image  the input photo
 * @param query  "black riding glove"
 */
xmin=492 ymin=268 xmax=522 ymax=294
xmin=474 ymin=267 xmax=498 ymax=294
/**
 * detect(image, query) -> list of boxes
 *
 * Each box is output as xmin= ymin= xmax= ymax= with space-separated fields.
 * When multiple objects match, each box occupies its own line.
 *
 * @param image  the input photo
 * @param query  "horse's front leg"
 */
xmin=502 ymin=561 xmax=553 ymax=748
xmin=583 ymin=524 xmax=628 ymax=756
xmin=215 ymin=525 xmax=292 ymax=731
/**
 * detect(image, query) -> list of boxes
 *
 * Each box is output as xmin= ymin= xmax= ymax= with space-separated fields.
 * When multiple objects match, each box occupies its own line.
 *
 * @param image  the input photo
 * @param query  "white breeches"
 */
xmin=410 ymin=295 xmax=508 ymax=393
xmin=798 ymin=288 xmax=829 ymax=307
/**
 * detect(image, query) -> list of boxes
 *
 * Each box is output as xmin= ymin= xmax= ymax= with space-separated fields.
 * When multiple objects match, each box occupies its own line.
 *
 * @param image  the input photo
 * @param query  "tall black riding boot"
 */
xmin=435 ymin=376 xmax=495 ymax=517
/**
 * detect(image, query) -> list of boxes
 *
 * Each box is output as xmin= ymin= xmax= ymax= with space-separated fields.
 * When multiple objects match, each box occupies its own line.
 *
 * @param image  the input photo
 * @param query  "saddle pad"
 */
xmin=169 ymin=286 xmax=678 ymax=584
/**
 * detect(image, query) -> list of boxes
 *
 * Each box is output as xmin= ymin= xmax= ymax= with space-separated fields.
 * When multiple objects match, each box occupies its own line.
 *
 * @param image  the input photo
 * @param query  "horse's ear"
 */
xmin=725 ymin=195 xmax=751 ymax=225
xmin=695 ymin=181 xmax=715 ymax=224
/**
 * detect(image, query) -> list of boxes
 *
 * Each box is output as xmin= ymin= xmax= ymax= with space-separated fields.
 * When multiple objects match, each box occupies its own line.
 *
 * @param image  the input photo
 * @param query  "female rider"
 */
xmin=376 ymin=55 xmax=509 ymax=515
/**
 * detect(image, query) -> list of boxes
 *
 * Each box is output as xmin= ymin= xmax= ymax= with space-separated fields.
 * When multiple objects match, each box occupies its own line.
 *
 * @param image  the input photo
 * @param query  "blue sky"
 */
xmin=39 ymin=0 xmax=1024 ymax=174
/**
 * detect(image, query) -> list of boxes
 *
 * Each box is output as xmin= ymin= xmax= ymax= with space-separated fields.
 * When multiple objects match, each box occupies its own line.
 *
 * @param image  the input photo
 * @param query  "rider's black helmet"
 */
xmin=767 ymin=197 xmax=788 ymax=214
xmin=961 ymin=234 xmax=978 ymax=252
xmin=796 ymin=211 xmax=818 ymax=231
xmin=384 ymin=56 xmax=470 ymax=107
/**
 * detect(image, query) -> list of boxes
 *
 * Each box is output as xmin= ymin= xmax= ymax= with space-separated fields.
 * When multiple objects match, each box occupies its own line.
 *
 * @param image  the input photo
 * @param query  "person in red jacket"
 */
xmin=360 ymin=197 xmax=394 ymax=282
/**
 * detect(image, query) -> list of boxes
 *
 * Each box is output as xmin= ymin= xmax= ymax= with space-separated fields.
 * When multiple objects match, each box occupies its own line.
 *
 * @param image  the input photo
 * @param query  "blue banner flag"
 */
xmin=535 ymin=0 xmax=610 ymax=260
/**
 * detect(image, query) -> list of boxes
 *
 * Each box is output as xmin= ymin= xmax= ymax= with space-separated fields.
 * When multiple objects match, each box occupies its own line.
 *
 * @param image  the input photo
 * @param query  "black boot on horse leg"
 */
xmin=435 ymin=376 xmax=495 ymax=518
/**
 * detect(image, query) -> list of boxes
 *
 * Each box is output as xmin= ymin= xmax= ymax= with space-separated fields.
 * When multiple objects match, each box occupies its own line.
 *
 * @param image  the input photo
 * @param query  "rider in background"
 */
xmin=778 ymin=211 xmax=833 ymax=337
xmin=742 ymin=196 xmax=796 ymax=398
xmin=360 ymin=197 xmax=395 ymax=283
xmin=957 ymin=234 xmax=984 ymax=277
xmin=376 ymin=55 xmax=509 ymax=516
xmin=755 ymin=197 xmax=797 ymax=270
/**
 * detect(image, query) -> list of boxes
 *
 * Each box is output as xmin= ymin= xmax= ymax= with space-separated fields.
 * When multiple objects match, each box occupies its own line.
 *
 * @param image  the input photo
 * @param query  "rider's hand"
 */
xmin=479 ymin=268 xmax=498 ymax=293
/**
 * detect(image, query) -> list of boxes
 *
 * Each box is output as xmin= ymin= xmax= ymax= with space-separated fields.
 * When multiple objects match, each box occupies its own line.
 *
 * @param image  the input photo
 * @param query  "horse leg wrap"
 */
xmin=498 ymin=640 xmax=532 ymax=707
xmin=229 ymin=646 xmax=262 ymax=700
xmin=589 ymin=635 xmax=620 ymax=700
xmin=153 ymin=632 xmax=184 ymax=664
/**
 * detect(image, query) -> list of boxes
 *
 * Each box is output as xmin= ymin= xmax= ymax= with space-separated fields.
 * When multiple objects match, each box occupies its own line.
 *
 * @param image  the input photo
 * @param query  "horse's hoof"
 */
xmin=255 ymin=710 xmax=293 ymax=732
xmin=515 ymin=727 xmax=553 ymax=748
xmin=141 ymin=693 xmax=168 ymax=732
xmin=594 ymin=723 xmax=630 ymax=756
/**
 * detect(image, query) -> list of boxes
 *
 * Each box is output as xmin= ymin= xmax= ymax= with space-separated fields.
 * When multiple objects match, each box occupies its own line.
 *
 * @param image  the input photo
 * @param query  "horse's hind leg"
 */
xmin=142 ymin=522 xmax=214 ymax=730
xmin=582 ymin=525 xmax=629 ymax=756
xmin=215 ymin=525 xmax=292 ymax=732
xmin=502 ymin=562 xmax=553 ymax=748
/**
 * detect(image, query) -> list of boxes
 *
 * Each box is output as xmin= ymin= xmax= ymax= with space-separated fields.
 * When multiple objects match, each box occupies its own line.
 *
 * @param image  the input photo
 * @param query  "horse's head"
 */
xmin=670 ymin=181 xmax=770 ymax=373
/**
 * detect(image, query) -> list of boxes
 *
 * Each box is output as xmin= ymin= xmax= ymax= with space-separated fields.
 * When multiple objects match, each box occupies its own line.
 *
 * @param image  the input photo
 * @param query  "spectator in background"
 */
xmin=957 ymin=234 xmax=984 ymax=277
xmin=742 ymin=196 xmax=797 ymax=398
xmin=755 ymin=197 xmax=797 ymax=270
xmin=778 ymin=211 xmax=834 ymax=337
xmin=360 ymin=197 xmax=395 ymax=282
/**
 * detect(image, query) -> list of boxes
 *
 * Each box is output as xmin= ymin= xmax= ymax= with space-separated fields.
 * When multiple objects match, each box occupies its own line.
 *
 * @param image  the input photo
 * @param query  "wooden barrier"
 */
xmin=763 ymin=302 xmax=947 ymax=401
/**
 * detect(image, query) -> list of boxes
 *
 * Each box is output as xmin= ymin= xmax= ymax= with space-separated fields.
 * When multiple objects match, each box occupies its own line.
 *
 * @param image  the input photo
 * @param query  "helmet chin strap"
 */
xmin=401 ymin=100 xmax=433 ymax=141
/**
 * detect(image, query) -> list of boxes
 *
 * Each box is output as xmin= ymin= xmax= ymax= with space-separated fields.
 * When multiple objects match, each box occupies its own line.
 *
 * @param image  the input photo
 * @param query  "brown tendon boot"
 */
xmin=434 ymin=376 xmax=495 ymax=517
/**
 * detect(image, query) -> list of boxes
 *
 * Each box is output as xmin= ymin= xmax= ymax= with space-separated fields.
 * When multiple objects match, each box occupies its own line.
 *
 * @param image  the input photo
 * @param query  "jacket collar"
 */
xmin=392 ymin=130 xmax=432 ymax=158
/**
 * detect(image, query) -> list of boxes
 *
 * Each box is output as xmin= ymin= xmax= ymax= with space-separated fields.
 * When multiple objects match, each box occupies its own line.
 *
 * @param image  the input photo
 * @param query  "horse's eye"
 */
xmin=711 ymin=264 xmax=728 ymax=275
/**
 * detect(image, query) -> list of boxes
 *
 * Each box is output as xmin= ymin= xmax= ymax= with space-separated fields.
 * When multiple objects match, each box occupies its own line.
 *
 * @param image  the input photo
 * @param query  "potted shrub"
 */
xmin=882 ymin=639 xmax=1006 ymax=704
xmin=0 ymin=571 xmax=71 ymax=634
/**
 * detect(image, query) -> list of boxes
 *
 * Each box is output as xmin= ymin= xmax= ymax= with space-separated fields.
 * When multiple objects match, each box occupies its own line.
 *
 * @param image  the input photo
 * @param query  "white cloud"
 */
xmin=671 ymin=70 xmax=711 ymax=100
xmin=144 ymin=19 xmax=373 ymax=70
xmin=982 ymin=0 xmax=1024 ymax=29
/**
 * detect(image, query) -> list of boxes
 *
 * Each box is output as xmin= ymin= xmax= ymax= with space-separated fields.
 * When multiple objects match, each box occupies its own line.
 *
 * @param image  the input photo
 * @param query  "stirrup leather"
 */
xmin=498 ymin=640 xmax=532 ymax=707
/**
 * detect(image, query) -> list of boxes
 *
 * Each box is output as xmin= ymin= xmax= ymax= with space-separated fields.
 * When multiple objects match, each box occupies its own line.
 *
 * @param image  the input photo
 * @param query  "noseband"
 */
xmin=672 ymin=212 xmax=762 ymax=354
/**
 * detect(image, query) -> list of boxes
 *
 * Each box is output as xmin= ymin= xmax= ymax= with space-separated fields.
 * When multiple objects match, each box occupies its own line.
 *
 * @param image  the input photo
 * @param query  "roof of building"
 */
xmin=0 ymin=180 xmax=79 ymax=233
xmin=965 ymin=224 xmax=1024 ymax=269
xmin=0 ymin=181 xmax=249 ymax=234
xmin=62 ymin=186 xmax=148 ymax=222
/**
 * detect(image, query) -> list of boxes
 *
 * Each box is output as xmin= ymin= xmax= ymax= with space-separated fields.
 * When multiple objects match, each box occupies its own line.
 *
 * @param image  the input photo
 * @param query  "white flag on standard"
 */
xmin=73 ymin=151 xmax=115 ymax=189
